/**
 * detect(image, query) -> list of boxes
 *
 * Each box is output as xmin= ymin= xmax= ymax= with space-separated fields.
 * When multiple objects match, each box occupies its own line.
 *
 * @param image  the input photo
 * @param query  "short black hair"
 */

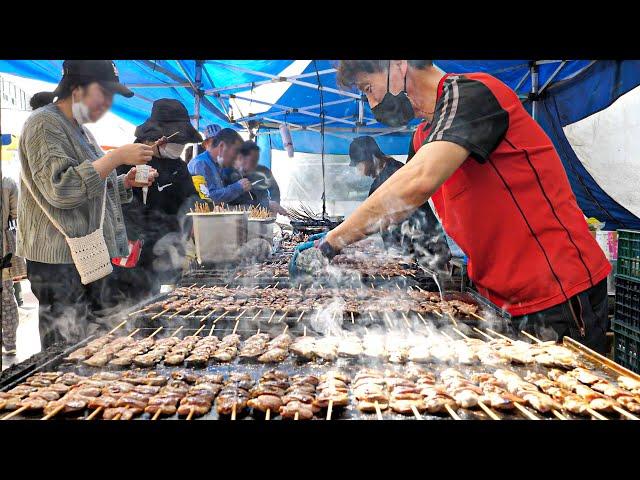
xmin=336 ymin=60 xmax=433 ymax=89
xmin=239 ymin=140 xmax=260 ymax=156
xmin=211 ymin=128 xmax=243 ymax=147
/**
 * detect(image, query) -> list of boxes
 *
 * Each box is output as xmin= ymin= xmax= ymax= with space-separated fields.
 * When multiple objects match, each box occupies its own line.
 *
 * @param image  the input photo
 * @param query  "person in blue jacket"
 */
xmin=187 ymin=124 xmax=250 ymax=203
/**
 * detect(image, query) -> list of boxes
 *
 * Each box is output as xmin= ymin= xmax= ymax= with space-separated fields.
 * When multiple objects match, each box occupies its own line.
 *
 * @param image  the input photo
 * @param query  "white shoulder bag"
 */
xmin=22 ymin=174 xmax=113 ymax=284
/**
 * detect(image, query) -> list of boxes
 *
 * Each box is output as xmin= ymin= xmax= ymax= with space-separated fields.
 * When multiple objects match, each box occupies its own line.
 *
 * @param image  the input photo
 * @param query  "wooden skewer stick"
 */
xmin=184 ymin=309 xmax=201 ymax=319
xmin=384 ymin=312 xmax=394 ymax=330
xmin=326 ymin=399 xmax=333 ymax=420
xmin=411 ymin=404 xmax=423 ymax=420
xmin=472 ymin=327 xmax=494 ymax=341
xmin=169 ymin=308 xmax=188 ymax=319
xmin=148 ymin=326 xmax=164 ymax=338
xmin=232 ymin=320 xmax=240 ymax=335
xmin=194 ymin=324 xmax=206 ymax=336
xmin=212 ymin=311 xmax=228 ymax=323
xmin=108 ymin=320 xmax=128 ymax=334
xmin=552 ymin=409 xmax=567 ymax=420
xmin=401 ymin=312 xmax=411 ymax=329
xmin=231 ymin=404 xmax=237 ymax=421
xmin=128 ymin=328 xmax=141 ymax=338
xmin=209 ymin=324 xmax=216 ymax=336
xmin=2 ymin=405 xmax=29 ymax=420
xmin=441 ymin=331 xmax=453 ymax=341
xmin=350 ymin=312 xmax=355 ymax=324
xmin=417 ymin=312 xmax=428 ymax=326
xmin=486 ymin=328 xmax=511 ymax=342
xmin=469 ymin=311 xmax=488 ymax=322
xmin=514 ymin=402 xmax=539 ymax=420
xmin=303 ymin=325 xmax=307 ymax=337
xmin=452 ymin=327 xmax=471 ymax=340
xmin=296 ymin=311 xmax=305 ymax=323
xmin=374 ymin=401 xmax=383 ymax=420
xmin=86 ymin=407 xmax=103 ymax=420
xmin=152 ymin=409 xmax=162 ymax=421
xmin=265 ymin=409 xmax=271 ymax=420
xmin=151 ymin=308 xmax=170 ymax=320
xmin=112 ymin=413 xmax=122 ymax=420
xmin=267 ymin=311 xmax=277 ymax=324
xmin=294 ymin=411 xmax=299 ymax=421
xmin=256 ymin=328 xmax=261 ymax=334
xmin=197 ymin=309 xmax=216 ymax=323
xmin=200 ymin=284 xmax=208 ymax=290
xmin=273 ymin=281 xmax=280 ymax=288
xmin=172 ymin=326 xmax=184 ymax=336
xmin=586 ymin=408 xmax=607 ymax=420
xmin=447 ymin=313 xmax=458 ymax=327
xmin=41 ymin=404 xmax=65 ymax=420
xmin=613 ymin=405 xmax=639 ymax=420
xmin=521 ymin=330 xmax=543 ymax=344
xmin=283 ymin=324 xmax=289 ymax=334
xmin=477 ymin=401 xmax=501 ymax=420
xmin=188 ymin=283 xmax=198 ymax=288
xmin=444 ymin=404 xmax=461 ymax=420
xmin=251 ymin=310 xmax=262 ymax=322
xmin=368 ymin=312 xmax=375 ymax=323
xmin=277 ymin=312 xmax=287 ymax=323
xmin=432 ymin=309 xmax=443 ymax=318
xmin=128 ymin=307 xmax=150 ymax=317
xmin=187 ymin=407 xmax=195 ymax=421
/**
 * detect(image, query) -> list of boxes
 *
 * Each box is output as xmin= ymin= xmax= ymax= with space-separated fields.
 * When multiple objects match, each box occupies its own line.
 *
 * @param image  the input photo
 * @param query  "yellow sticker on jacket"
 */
xmin=191 ymin=175 xmax=210 ymax=199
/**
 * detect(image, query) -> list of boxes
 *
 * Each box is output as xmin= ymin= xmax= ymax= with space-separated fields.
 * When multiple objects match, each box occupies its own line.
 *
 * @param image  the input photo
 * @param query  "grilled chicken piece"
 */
xmin=198 ymin=374 xmax=225 ymax=385
xmin=17 ymin=398 xmax=48 ymax=410
xmin=103 ymin=407 xmax=143 ymax=420
xmin=313 ymin=337 xmax=339 ymax=361
xmin=358 ymin=400 xmax=389 ymax=413
xmin=618 ymin=376 xmax=640 ymax=393
xmin=570 ymin=368 xmax=601 ymax=385
xmin=91 ymin=372 xmax=120 ymax=381
xmin=337 ymin=337 xmax=363 ymax=358
xmin=28 ymin=389 xmax=61 ymax=402
xmin=280 ymin=401 xmax=316 ymax=419
xmin=88 ymin=396 xmax=119 ymax=409
xmin=390 ymin=398 xmax=426 ymax=415
xmin=248 ymin=394 xmax=283 ymax=413
xmin=258 ymin=348 xmax=288 ymax=363
xmin=55 ymin=373 xmax=87 ymax=386
xmin=290 ymin=336 xmax=316 ymax=359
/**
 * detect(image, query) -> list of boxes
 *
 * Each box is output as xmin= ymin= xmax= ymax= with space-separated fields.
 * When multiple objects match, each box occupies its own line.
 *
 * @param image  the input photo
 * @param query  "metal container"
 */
xmin=188 ymin=212 xmax=248 ymax=264
xmin=247 ymin=217 xmax=276 ymax=243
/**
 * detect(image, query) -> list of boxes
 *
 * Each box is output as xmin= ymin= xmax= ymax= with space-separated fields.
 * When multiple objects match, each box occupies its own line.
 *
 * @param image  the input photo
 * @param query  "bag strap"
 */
xmin=21 ymin=172 xmax=108 ymax=239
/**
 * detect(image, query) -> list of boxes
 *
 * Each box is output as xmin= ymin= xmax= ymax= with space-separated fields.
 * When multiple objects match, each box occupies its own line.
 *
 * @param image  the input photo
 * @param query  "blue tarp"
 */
xmin=1 ymin=59 xmax=638 ymax=228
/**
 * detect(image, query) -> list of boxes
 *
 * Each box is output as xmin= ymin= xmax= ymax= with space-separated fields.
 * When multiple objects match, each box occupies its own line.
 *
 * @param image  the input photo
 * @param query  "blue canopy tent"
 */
xmin=1 ymin=59 xmax=638 ymax=228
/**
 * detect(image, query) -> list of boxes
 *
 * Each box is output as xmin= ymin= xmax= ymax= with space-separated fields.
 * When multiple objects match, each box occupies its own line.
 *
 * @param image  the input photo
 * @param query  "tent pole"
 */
xmin=531 ymin=61 xmax=540 ymax=121
xmin=194 ymin=60 xmax=203 ymax=131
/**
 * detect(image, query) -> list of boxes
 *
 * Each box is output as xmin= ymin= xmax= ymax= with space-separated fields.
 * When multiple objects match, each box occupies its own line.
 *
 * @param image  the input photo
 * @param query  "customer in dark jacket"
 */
xmin=110 ymin=99 xmax=201 ymax=305
xmin=224 ymin=141 xmax=288 ymax=216
xmin=348 ymin=136 xmax=450 ymax=262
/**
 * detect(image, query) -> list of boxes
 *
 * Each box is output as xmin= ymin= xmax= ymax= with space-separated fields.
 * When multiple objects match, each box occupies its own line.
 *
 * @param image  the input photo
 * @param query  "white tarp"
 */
xmin=563 ymin=85 xmax=640 ymax=218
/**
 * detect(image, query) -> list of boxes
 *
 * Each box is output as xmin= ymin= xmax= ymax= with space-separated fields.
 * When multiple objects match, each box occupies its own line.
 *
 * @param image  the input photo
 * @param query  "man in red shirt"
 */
xmin=292 ymin=60 xmax=611 ymax=353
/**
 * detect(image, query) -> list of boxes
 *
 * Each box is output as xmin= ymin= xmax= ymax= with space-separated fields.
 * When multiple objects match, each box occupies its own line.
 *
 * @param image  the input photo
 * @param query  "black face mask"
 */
xmin=371 ymin=61 xmax=415 ymax=127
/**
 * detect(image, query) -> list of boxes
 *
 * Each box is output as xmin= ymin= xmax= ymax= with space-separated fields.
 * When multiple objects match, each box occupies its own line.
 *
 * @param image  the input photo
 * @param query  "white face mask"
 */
xmin=71 ymin=90 xmax=92 ymax=125
xmin=216 ymin=144 xmax=225 ymax=167
xmin=159 ymin=143 xmax=184 ymax=159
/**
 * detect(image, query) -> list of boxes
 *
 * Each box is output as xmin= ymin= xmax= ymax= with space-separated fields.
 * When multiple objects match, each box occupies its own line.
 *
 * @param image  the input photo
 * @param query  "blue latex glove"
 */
xmin=289 ymin=240 xmax=317 ymax=277
xmin=308 ymin=232 xmax=327 ymax=242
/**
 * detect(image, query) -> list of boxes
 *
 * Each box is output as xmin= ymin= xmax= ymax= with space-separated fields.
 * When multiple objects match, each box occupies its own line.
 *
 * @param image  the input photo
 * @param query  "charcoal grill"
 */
xmin=3 ymin=324 xmax=639 ymax=421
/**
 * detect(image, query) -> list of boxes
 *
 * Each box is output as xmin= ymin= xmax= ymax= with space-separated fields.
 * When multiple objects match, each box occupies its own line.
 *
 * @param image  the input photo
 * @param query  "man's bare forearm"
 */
xmin=326 ymin=141 xmax=470 ymax=251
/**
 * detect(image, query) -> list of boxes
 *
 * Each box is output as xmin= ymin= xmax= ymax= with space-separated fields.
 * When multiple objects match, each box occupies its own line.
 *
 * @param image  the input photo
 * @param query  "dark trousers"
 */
xmin=510 ymin=278 xmax=609 ymax=355
xmin=27 ymin=260 xmax=114 ymax=350
xmin=106 ymin=264 xmax=161 ymax=307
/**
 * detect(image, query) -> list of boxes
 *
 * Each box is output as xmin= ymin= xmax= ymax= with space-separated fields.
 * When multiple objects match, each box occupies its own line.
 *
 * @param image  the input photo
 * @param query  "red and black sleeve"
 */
xmin=423 ymin=76 xmax=508 ymax=163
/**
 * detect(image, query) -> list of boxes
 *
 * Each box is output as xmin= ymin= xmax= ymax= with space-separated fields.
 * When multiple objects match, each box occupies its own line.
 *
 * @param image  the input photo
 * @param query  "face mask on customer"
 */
xmin=71 ymin=88 xmax=92 ymax=125
xmin=159 ymin=143 xmax=184 ymax=159
xmin=216 ymin=144 xmax=226 ymax=167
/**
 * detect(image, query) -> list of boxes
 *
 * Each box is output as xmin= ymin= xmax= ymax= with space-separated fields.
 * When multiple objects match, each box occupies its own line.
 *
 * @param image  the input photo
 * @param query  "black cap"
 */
xmin=349 ymin=136 xmax=383 ymax=166
xmin=135 ymin=99 xmax=202 ymax=144
xmin=53 ymin=60 xmax=134 ymax=98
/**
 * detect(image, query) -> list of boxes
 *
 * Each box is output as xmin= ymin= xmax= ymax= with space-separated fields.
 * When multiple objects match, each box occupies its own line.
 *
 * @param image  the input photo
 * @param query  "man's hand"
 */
xmin=124 ymin=166 xmax=159 ymax=189
xmin=288 ymin=233 xmax=338 ymax=277
xmin=268 ymin=201 xmax=289 ymax=217
xmin=238 ymin=178 xmax=252 ymax=192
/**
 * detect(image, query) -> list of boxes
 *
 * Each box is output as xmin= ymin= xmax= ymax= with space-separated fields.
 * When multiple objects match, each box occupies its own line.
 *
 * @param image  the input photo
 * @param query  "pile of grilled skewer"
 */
xmin=3 ymin=357 xmax=640 ymax=420
xmin=285 ymin=203 xmax=323 ymax=222
xmin=189 ymin=203 xmax=274 ymax=219
xmin=144 ymin=285 xmax=477 ymax=317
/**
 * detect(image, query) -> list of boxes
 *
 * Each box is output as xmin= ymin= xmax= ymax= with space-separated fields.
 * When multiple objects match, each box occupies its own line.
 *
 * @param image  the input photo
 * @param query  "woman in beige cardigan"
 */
xmin=18 ymin=60 xmax=158 ymax=349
